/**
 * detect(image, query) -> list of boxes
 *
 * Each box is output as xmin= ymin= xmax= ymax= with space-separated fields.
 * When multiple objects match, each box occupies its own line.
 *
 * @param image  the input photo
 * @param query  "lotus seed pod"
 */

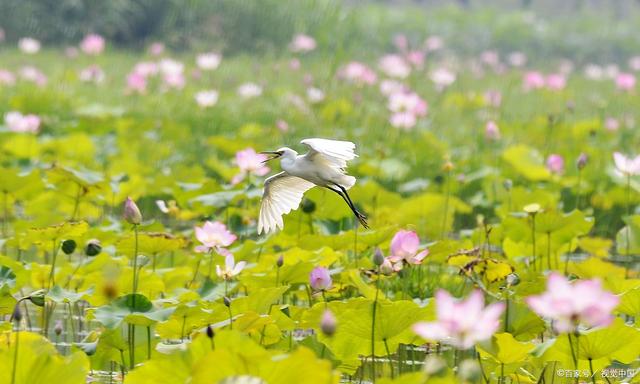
xmin=320 ymin=309 xmax=337 ymax=337
xmin=61 ymin=239 xmax=77 ymax=255
xmin=84 ymin=239 xmax=102 ymax=256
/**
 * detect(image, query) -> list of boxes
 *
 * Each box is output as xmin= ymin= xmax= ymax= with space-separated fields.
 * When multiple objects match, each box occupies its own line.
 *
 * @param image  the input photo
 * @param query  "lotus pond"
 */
xmin=1 ymin=3 xmax=640 ymax=384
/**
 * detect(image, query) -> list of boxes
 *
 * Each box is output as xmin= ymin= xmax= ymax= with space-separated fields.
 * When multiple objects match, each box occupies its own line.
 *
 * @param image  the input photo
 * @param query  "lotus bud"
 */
xmin=84 ymin=239 xmax=102 ymax=256
xmin=320 ymin=309 xmax=337 ymax=337
xmin=373 ymin=248 xmax=385 ymax=266
xmin=206 ymin=324 xmax=214 ymax=339
xmin=458 ymin=359 xmax=481 ymax=381
xmin=576 ymin=153 xmax=588 ymax=170
xmin=276 ymin=255 xmax=284 ymax=268
xmin=12 ymin=304 xmax=22 ymax=323
xmin=28 ymin=289 xmax=46 ymax=307
xmin=506 ymin=272 xmax=520 ymax=287
xmin=309 ymin=267 xmax=332 ymax=291
xmin=61 ymin=239 xmax=77 ymax=255
xmin=54 ymin=320 xmax=63 ymax=336
xmin=380 ymin=259 xmax=395 ymax=275
xmin=301 ymin=198 xmax=316 ymax=214
xmin=123 ymin=196 xmax=142 ymax=225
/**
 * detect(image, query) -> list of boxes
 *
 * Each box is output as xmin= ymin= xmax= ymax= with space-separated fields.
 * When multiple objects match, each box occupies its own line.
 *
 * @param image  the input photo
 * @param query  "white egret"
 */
xmin=257 ymin=138 xmax=368 ymax=234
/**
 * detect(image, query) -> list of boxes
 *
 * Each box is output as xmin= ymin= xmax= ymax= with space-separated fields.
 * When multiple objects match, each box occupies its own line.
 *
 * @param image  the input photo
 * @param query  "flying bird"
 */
xmin=257 ymin=138 xmax=368 ymax=234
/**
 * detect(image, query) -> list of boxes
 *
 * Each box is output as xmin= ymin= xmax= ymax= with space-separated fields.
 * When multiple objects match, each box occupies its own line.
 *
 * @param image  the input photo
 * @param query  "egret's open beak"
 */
xmin=260 ymin=151 xmax=283 ymax=163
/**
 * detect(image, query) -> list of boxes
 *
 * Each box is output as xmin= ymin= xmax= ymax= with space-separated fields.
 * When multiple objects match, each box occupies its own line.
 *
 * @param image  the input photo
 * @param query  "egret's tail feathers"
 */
xmin=341 ymin=175 xmax=356 ymax=190
xmin=356 ymin=211 xmax=369 ymax=229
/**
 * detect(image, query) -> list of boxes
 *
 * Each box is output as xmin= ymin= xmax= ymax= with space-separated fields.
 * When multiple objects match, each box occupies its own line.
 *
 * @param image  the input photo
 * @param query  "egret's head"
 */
xmin=260 ymin=147 xmax=296 ymax=163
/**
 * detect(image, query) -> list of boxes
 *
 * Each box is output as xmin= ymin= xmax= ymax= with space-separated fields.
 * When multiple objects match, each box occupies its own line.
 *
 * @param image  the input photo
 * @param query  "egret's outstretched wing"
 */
xmin=300 ymin=138 xmax=357 ymax=170
xmin=258 ymin=172 xmax=315 ymax=234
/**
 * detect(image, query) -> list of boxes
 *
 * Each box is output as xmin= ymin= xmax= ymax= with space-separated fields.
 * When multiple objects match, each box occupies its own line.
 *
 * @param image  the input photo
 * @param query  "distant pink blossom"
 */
xmin=406 ymin=50 xmax=425 ymax=68
xmin=616 ymin=73 xmax=636 ymax=91
xmin=430 ymin=67 xmax=456 ymax=90
xmin=4 ymin=111 xmax=40 ymax=133
xmin=480 ymin=50 xmax=499 ymax=67
xmin=289 ymin=34 xmax=316 ymax=53
xmin=232 ymin=148 xmax=270 ymax=184
xmin=629 ymin=56 xmax=640 ymax=71
xmin=289 ymin=58 xmax=301 ymax=70
xmin=388 ymin=230 xmax=428 ymax=265
xmin=393 ymin=34 xmax=408 ymax=51
xmin=338 ymin=61 xmax=377 ymax=86
xmin=237 ymin=82 xmax=263 ymax=99
xmin=149 ymin=42 xmax=165 ymax=56
xmin=18 ymin=66 xmax=47 ymax=86
xmin=424 ymin=36 xmax=444 ymax=51
xmin=546 ymin=154 xmax=565 ymax=174
xmin=545 ymin=74 xmax=566 ymax=90
xmin=526 ymin=273 xmax=619 ymax=333
xmin=379 ymin=54 xmax=411 ymax=79
xmin=216 ymin=254 xmax=245 ymax=280
xmin=80 ymin=34 xmax=105 ymax=55
xmin=65 ymin=47 xmax=79 ymax=58
xmin=507 ymin=52 xmax=527 ymax=67
xmin=194 ymin=221 xmax=236 ymax=254
xmin=613 ymin=152 xmax=640 ymax=176
xmin=309 ymin=267 xmax=332 ymax=291
xmin=306 ymin=87 xmax=325 ymax=103
xmin=0 ymin=70 xmax=16 ymax=86
xmin=276 ymin=119 xmax=289 ymax=132
xmin=194 ymin=90 xmax=219 ymax=108
xmin=134 ymin=62 xmax=159 ymax=77
xmin=389 ymin=112 xmax=417 ymax=130
xmin=483 ymin=90 xmax=502 ymax=107
xmin=413 ymin=290 xmax=505 ymax=349
xmin=79 ymin=65 xmax=105 ymax=84
xmin=605 ymin=117 xmax=620 ymax=132
xmin=523 ymin=71 xmax=545 ymax=90
xmin=126 ymin=71 xmax=147 ymax=94
xmin=163 ymin=72 xmax=185 ymax=89
xmin=379 ymin=79 xmax=406 ymax=96
xmin=18 ymin=38 xmax=40 ymax=54
xmin=485 ymin=120 xmax=500 ymax=141
xmin=196 ymin=53 xmax=221 ymax=70
xmin=388 ymin=91 xmax=427 ymax=116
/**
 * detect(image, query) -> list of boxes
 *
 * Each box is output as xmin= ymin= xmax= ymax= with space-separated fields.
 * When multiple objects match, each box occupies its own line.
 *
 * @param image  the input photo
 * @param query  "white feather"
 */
xmin=257 ymin=172 xmax=315 ymax=234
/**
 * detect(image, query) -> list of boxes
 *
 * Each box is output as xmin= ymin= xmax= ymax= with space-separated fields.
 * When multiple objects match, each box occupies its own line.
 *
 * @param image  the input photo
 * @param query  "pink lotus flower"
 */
xmin=605 ymin=117 xmax=620 ymax=131
xmin=338 ymin=62 xmax=377 ymax=86
xmin=483 ymin=90 xmax=502 ymax=107
xmin=237 ymin=83 xmax=263 ymax=99
xmin=389 ymin=112 xmax=417 ymax=130
xmin=507 ymin=52 xmax=527 ymax=67
xmin=523 ymin=71 xmax=545 ymax=90
xmin=79 ymin=65 xmax=105 ymax=84
xmin=378 ymin=54 xmax=411 ymax=79
xmin=149 ymin=42 xmax=165 ymax=56
xmin=379 ymin=79 xmax=406 ymax=96
xmin=19 ymin=66 xmax=47 ymax=86
xmin=388 ymin=230 xmax=428 ymax=264
xmin=18 ymin=38 xmax=40 ymax=54
xmin=276 ymin=119 xmax=289 ymax=132
xmin=629 ymin=56 xmax=640 ymax=71
xmin=134 ymin=62 xmax=159 ymax=77
xmin=526 ymin=273 xmax=619 ymax=333
xmin=232 ymin=148 xmax=270 ymax=184
xmin=546 ymin=154 xmax=565 ymax=174
xmin=616 ymin=73 xmax=636 ymax=91
xmin=123 ymin=197 xmax=142 ymax=225
xmin=309 ymin=266 xmax=332 ymax=291
xmin=216 ymin=254 xmax=245 ymax=280
xmin=80 ymin=34 xmax=105 ymax=55
xmin=289 ymin=58 xmax=301 ymax=70
xmin=163 ymin=72 xmax=185 ymax=89
xmin=126 ymin=72 xmax=147 ymax=94
xmin=393 ymin=34 xmax=408 ymax=51
xmin=0 ymin=70 xmax=16 ymax=86
xmin=413 ymin=290 xmax=505 ymax=349
xmin=4 ymin=111 xmax=40 ymax=133
xmin=194 ymin=90 xmax=219 ymax=108
xmin=613 ymin=152 xmax=640 ymax=176
xmin=289 ymin=34 xmax=316 ymax=53
xmin=406 ymin=50 xmax=425 ymax=68
xmin=196 ymin=53 xmax=222 ymax=70
xmin=480 ymin=50 xmax=500 ymax=67
xmin=545 ymin=74 xmax=566 ymax=90
xmin=424 ymin=36 xmax=444 ymax=51
xmin=485 ymin=120 xmax=500 ymax=141
xmin=388 ymin=91 xmax=427 ymax=116
xmin=195 ymin=221 xmax=237 ymax=254
xmin=430 ymin=68 xmax=456 ymax=90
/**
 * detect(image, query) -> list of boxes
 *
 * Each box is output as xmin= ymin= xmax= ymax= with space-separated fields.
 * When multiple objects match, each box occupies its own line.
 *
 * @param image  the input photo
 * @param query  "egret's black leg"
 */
xmin=326 ymin=185 xmax=369 ymax=229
